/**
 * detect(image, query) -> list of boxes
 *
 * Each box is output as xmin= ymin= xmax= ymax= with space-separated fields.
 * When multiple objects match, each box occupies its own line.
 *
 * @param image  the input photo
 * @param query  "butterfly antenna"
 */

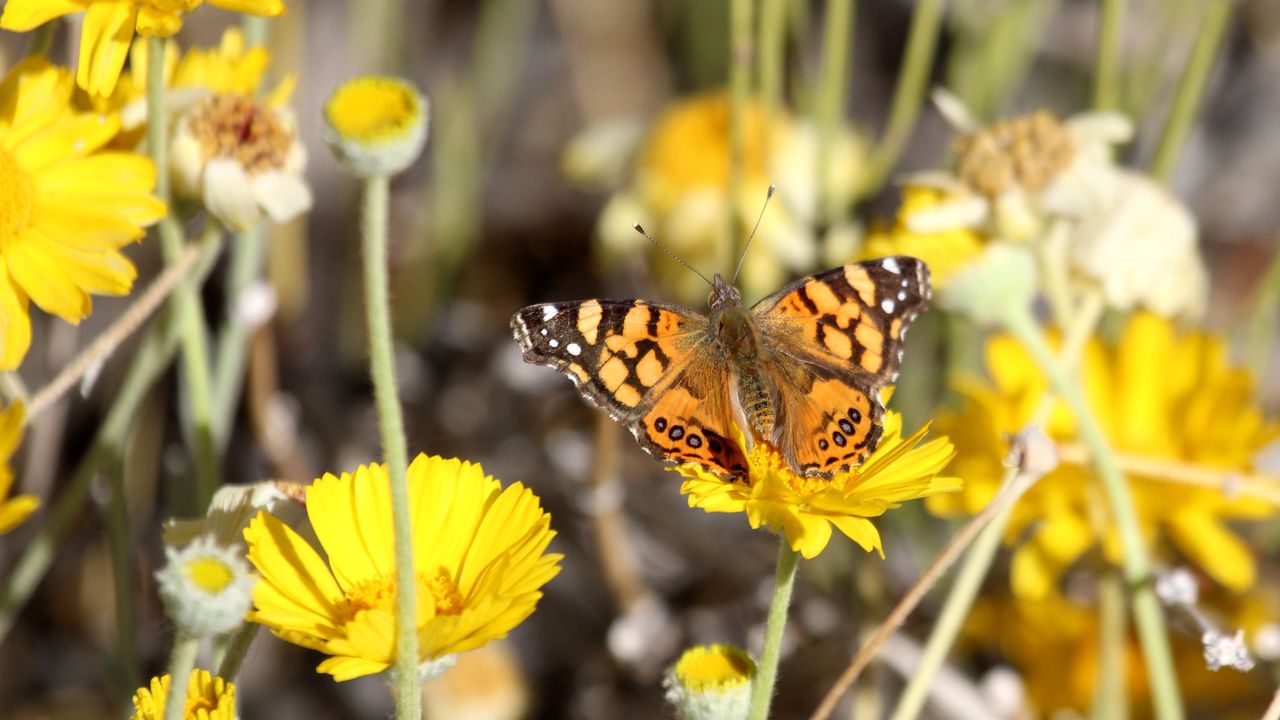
xmin=731 ymin=184 xmax=775 ymax=286
xmin=633 ymin=223 xmax=714 ymax=288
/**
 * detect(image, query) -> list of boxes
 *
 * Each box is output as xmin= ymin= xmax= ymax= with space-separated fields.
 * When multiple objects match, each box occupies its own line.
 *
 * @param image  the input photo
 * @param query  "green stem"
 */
xmin=863 ymin=0 xmax=945 ymax=194
xmin=814 ymin=0 xmax=853 ymax=222
xmin=1092 ymin=571 xmax=1128 ymax=720
xmin=241 ymin=14 xmax=269 ymax=48
xmin=104 ymin=461 xmax=139 ymax=701
xmin=147 ymin=37 xmax=220 ymax=513
xmin=758 ymin=0 xmax=787 ymax=135
xmin=728 ymin=0 xmax=755 ymax=263
xmin=216 ymin=623 xmax=258 ymax=681
xmin=1149 ymin=0 xmax=1233 ymax=183
xmin=1003 ymin=307 xmax=1184 ymax=720
xmin=361 ymin=175 xmax=419 ymax=719
xmin=747 ymin=539 xmax=799 ymax=720
xmin=1094 ymin=0 xmax=1126 ymax=111
xmin=0 ymin=238 xmax=220 ymax=645
xmin=162 ymin=633 xmax=200 ymax=720
xmin=211 ymin=223 xmax=267 ymax=452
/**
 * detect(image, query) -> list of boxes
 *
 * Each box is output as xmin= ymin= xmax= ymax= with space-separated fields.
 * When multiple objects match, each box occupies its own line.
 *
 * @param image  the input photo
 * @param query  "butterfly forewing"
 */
xmin=751 ymin=256 xmax=931 ymax=476
xmin=511 ymin=300 xmax=749 ymax=477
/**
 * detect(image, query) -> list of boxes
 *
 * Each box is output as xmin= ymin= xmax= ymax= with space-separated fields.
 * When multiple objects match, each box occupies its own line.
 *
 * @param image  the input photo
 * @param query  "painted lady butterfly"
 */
xmin=511 ymin=257 xmax=931 ymax=480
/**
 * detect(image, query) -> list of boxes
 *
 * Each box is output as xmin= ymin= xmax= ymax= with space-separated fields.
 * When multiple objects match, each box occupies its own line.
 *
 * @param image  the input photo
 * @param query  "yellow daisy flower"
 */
xmin=675 ymin=412 xmax=960 ymax=559
xmin=595 ymin=91 xmax=868 ymax=304
xmin=244 ymin=454 xmax=562 ymax=681
xmin=0 ymin=403 xmax=36 ymax=535
xmin=0 ymin=58 xmax=166 ymax=369
xmin=928 ymin=312 xmax=1280 ymax=597
xmin=0 ymin=0 xmax=286 ymax=98
xmin=857 ymin=186 xmax=986 ymax=288
xmin=130 ymin=668 xmax=236 ymax=720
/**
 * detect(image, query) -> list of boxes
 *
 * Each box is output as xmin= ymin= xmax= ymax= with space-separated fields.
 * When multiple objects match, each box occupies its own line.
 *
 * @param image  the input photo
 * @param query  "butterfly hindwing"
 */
xmin=752 ymin=256 xmax=931 ymax=476
xmin=511 ymin=299 xmax=749 ymax=478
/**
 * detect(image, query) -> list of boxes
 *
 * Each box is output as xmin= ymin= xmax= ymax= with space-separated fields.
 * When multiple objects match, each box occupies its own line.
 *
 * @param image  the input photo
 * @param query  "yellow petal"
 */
xmin=1165 ymin=511 xmax=1256 ymax=592
xmin=0 ymin=273 xmax=32 ymax=370
xmin=1010 ymin=543 xmax=1057 ymax=600
xmin=5 ymin=229 xmax=91 ymax=320
xmin=77 ymin=2 xmax=138 ymax=98
xmin=36 ymin=153 xmax=165 ymax=226
xmin=0 ymin=494 xmax=39 ymax=535
xmin=0 ymin=0 xmax=85 ymax=31
xmin=209 ymin=0 xmax=286 ymax=16
xmin=134 ymin=6 xmax=182 ymax=37
xmin=0 ymin=58 xmax=74 ymax=147
xmin=244 ymin=512 xmax=346 ymax=623
xmin=29 ymin=196 xmax=149 ymax=249
xmin=829 ymin=515 xmax=883 ymax=556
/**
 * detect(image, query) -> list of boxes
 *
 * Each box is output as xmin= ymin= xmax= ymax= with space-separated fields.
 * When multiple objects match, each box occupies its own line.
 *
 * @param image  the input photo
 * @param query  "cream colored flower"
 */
xmin=171 ymin=94 xmax=309 ymax=231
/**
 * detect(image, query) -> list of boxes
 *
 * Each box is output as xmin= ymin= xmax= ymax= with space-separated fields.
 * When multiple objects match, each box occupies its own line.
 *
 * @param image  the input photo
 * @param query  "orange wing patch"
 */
xmin=637 ymin=378 xmax=748 ymax=479
xmin=772 ymin=369 xmax=882 ymax=477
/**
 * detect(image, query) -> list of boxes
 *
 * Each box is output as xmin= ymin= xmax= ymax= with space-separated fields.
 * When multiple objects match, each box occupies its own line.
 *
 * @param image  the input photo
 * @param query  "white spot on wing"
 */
xmin=542 ymin=306 xmax=558 ymax=320
xmin=540 ymin=328 xmax=548 ymax=336
xmin=882 ymin=258 xmax=901 ymax=274
xmin=567 ymin=342 xmax=582 ymax=356
xmin=548 ymin=339 xmax=559 ymax=348
xmin=881 ymin=298 xmax=896 ymax=313
xmin=897 ymin=290 xmax=907 ymax=301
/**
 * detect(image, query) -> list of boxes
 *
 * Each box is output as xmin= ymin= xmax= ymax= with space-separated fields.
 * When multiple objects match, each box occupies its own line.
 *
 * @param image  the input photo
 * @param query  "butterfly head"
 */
xmin=708 ymin=273 xmax=742 ymax=313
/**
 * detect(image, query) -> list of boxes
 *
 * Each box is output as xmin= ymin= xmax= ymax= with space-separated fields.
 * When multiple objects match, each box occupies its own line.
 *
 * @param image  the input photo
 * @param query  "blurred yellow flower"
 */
xmin=245 ymin=454 xmax=562 ymax=681
xmin=858 ymin=186 xmax=985 ymax=288
xmin=0 ymin=58 xmax=166 ymax=369
xmin=322 ymin=75 xmax=429 ymax=178
xmin=928 ymin=312 xmax=1280 ymax=597
xmin=594 ymin=92 xmax=868 ymax=304
xmin=0 ymin=0 xmax=285 ymax=98
xmin=0 ymin=403 xmax=35 ymax=535
xmin=675 ymin=412 xmax=959 ymax=559
xmin=130 ymin=668 xmax=236 ymax=720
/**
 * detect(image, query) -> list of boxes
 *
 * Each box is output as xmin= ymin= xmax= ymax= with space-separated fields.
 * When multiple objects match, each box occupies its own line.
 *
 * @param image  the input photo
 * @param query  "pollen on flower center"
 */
xmin=0 ymin=148 xmax=34 ymax=245
xmin=953 ymin=110 xmax=1075 ymax=195
xmin=426 ymin=568 xmax=464 ymax=616
xmin=188 ymin=94 xmax=291 ymax=173
xmin=184 ymin=556 xmax=236 ymax=593
xmin=341 ymin=575 xmax=397 ymax=618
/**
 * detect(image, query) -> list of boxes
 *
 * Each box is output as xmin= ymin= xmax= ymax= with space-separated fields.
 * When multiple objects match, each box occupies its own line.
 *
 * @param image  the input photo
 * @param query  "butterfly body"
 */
xmin=511 ymin=257 xmax=931 ymax=480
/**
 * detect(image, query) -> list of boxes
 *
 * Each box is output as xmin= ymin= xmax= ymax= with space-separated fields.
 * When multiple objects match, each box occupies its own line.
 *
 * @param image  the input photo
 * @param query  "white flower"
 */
xmin=171 ymin=93 xmax=311 ymax=231
xmin=155 ymin=536 xmax=257 ymax=638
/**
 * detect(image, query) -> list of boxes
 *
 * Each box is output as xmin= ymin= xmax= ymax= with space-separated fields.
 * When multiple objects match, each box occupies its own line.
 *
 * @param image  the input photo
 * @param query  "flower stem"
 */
xmin=863 ymin=0 xmax=945 ymax=195
xmin=0 ymin=242 xmax=220 ymax=645
xmin=162 ymin=633 xmax=199 ymax=720
xmin=1092 ymin=571 xmax=1128 ymax=720
xmin=1245 ymin=236 xmax=1280 ymax=385
xmin=758 ymin=0 xmax=787 ymax=124
xmin=728 ymin=0 xmax=754 ymax=262
xmin=216 ymin=623 xmax=258 ymax=681
xmin=147 ymin=36 xmax=221 ymax=513
xmin=24 ymin=22 xmax=53 ymax=58
xmin=1093 ymin=0 xmax=1126 ymax=111
xmin=814 ymin=0 xmax=853 ymax=223
xmin=1002 ymin=306 xmax=1184 ymax=720
xmin=1150 ymin=0 xmax=1233 ymax=183
xmin=104 ymin=461 xmax=139 ymax=700
xmin=747 ymin=538 xmax=799 ymax=720
xmin=360 ymin=174 xmax=419 ymax=719
xmin=211 ymin=222 xmax=267 ymax=452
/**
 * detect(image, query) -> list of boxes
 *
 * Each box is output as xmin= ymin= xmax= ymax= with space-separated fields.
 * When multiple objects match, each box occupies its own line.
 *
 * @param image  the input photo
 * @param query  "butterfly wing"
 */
xmin=750 ymin=256 xmax=931 ymax=476
xmin=511 ymin=299 xmax=749 ymax=478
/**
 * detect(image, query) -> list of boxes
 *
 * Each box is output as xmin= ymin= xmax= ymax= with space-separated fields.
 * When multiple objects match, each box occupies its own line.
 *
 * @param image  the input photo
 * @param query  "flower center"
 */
xmin=187 ymin=94 xmax=291 ymax=174
xmin=0 ymin=147 xmax=35 ymax=247
xmin=339 ymin=568 xmax=466 ymax=622
xmin=184 ymin=556 xmax=235 ymax=593
xmin=325 ymin=77 xmax=423 ymax=143
xmin=674 ymin=644 xmax=755 ymax=690
xmin=953 ymin=110 xmax=1075 ymax=195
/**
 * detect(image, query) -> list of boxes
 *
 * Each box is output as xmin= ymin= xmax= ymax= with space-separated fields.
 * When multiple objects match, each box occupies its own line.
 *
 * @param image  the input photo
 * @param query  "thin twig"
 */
xmin=808 ymin=466 xmax=1041 ymax=720
xmin=25 ymin=241 xmax=208 ymax=424
xmin=1056 ymin=442 xmax=1280 ymax=506
xmin=1261 ymin=688 xmax=1280 ymax=720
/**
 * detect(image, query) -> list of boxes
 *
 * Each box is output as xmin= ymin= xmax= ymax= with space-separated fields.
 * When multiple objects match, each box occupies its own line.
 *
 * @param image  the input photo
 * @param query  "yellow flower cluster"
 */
xmin=928 ymin=312 xmax=1279 ymax=597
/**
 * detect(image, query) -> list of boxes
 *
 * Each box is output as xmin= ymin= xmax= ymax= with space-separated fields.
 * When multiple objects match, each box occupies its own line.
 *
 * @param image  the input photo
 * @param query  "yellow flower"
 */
xmin=0 ymin=403 xmax=35 ymax=535
xmin=858 ymin=186 xmax=986 ymax=288
xmin=928 ymin=312 xmax=1280 ymax=597
xmin=0 ymin=0 xmax=286 ymax=98
xmin=0 ymin=58 xmax=165 ymax=369
xmin=244 ymin=454 xmax=562 ymax=681
xmin=323 ymin=75 xmax=429 ymax=178
xmin=664 ymin=644 xmax=756 ymax=720
xmin=675 ymin=412 xmax=960 ymax=559
xmin=130 ymin=668 xmax=236 ymax=720
xmin=594 ymin=91 xmax=868 ymax=305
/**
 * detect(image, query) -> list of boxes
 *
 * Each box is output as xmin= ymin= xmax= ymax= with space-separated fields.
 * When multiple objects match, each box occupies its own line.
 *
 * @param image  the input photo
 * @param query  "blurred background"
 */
xmin=1 ymin=0 xmax=1280 ymax=718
